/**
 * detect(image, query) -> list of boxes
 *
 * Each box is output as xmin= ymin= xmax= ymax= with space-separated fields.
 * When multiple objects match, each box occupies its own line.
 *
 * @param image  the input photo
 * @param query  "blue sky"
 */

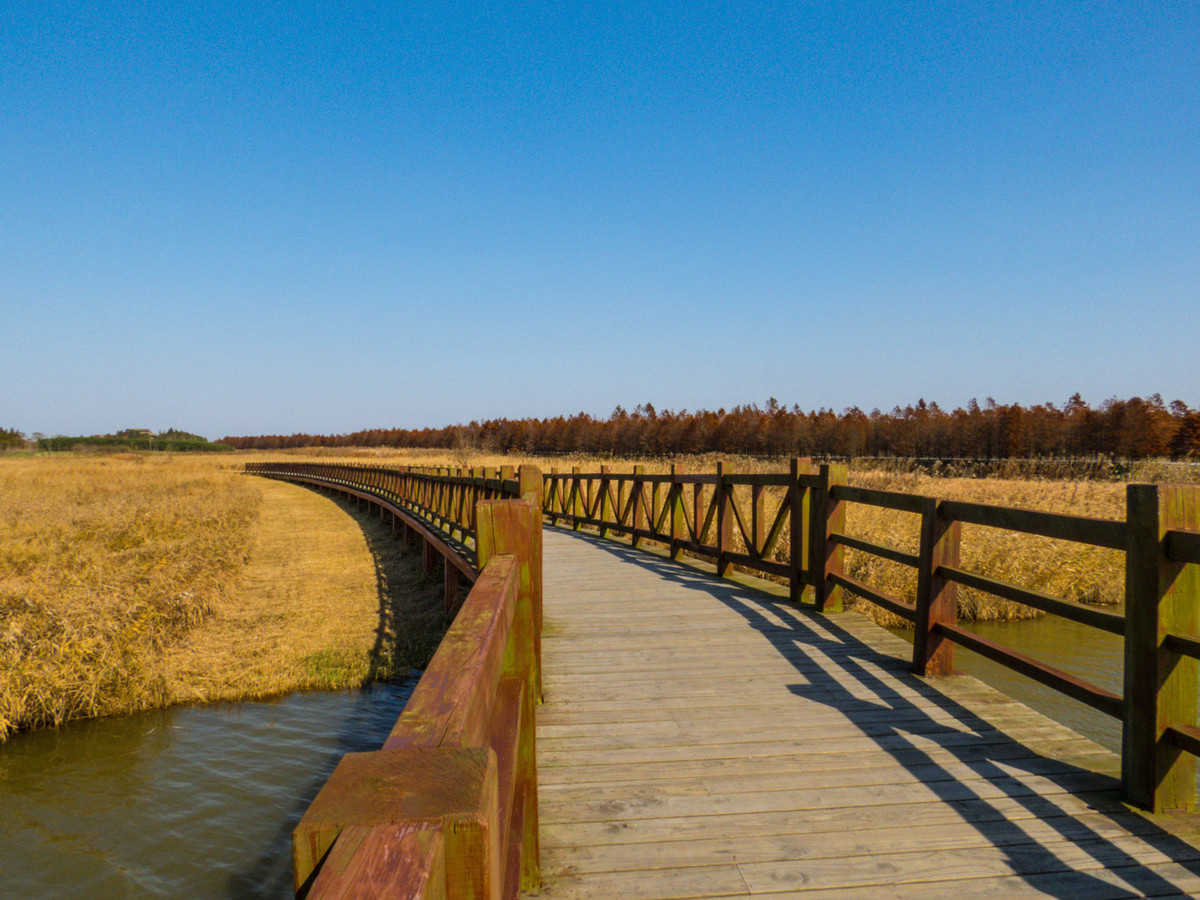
xmin=3 ymin=3 xmax=1197 ymax=440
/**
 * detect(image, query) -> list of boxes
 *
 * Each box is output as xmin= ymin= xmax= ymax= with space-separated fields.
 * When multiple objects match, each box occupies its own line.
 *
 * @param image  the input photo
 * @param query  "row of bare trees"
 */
xmin=223 ymin=394 xmax=1200 ymax=460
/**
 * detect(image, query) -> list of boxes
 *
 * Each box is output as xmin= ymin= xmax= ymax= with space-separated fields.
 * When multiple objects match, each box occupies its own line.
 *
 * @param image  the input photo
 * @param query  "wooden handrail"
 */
xmin=245 ymin=464 xmax=541 ymax=897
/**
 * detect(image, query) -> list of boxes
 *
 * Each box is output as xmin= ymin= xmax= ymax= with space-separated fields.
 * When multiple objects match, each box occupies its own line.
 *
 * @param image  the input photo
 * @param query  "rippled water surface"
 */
xmin=889 ymin=611 xmax=1127 ymax=752
xmin=956 ymin=613 xmax=1126 ymax=752
xmin=0 ymin=682 xmax=413 ymax=899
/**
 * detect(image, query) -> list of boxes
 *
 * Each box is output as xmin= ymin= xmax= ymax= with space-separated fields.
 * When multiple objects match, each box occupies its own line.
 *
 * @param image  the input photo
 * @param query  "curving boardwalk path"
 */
xmin=527 ymin=527 xmax=1200 ymax=899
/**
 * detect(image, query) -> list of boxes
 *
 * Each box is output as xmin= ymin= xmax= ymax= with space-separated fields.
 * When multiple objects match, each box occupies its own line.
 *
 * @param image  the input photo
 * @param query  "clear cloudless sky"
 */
xmin=2 ymin=2 xmax=1198 ymax=440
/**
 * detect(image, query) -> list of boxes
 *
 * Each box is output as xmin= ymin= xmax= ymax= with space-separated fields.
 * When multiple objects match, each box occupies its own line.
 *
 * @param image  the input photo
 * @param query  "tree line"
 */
xmin=222 ymin=394 xmax=1200 ymax=460
xmin=0 ymin=427 xmax=233 ymax=453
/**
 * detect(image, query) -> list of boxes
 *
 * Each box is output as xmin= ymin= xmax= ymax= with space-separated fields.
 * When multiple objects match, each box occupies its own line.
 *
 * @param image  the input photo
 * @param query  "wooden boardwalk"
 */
xmin=528 ymin=527 xmax=1200 ymax=899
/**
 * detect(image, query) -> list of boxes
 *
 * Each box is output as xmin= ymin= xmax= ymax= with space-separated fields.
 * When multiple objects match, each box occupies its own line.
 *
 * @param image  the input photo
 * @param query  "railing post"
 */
xmin=422 ymin=536 xmax=439 ymax=577
xmin=670 ymin=464 xmax=685 ymax=559
xmin=443 ymin=558 xmax=459 ymax=613
xmin=519 ymin=465 xmax=543 ymax=509
xmin=476 ymin=498 xmax=542 ymax=887
xmin=588 ymin=472 xmax=598 ymax=525
xmin=812 ymin=464 xmax=847 ymax=612
xmin=789 ymin=458 xmax=813 ymax=605
xmin=599 ymin=465 xmax=611 ymax=538
xmin=750 ymin=482 xmax=765 ymax=558
xmin=1123 ymin=483 xmax=1200 ymax=812
xmin=547 ymin=468 xmax=559 ymax=524
xmin=717 ymin=461 xmax=732 ymax=575
xmin=633 ymin=465 xmax=643 ymax=549
xmin=913 ymin=497 xmax=960 ymax=676
xmin=617 ymin=472 xmax=628 ymax=534
xmin=294 ymin=747 xmax=501 ymax=899
xmin=571 ymin=466 xmax=583 ymax=532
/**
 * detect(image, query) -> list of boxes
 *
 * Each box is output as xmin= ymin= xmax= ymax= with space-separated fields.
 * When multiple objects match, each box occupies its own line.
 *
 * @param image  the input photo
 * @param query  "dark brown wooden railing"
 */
xmin=246 ymin=462 xmax=543 ymax=898
xmin=543 ymin=459 xmax=817 ymax=602
xmin=542 ymin=460 xmax=1200 ymax=814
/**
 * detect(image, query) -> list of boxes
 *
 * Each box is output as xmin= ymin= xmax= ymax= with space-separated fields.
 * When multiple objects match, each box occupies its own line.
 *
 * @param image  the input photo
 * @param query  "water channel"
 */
xmin=941 ymin=611 xmax=1125 ymax=754
xmin=0 ymin=680 xmax=414 ymax=899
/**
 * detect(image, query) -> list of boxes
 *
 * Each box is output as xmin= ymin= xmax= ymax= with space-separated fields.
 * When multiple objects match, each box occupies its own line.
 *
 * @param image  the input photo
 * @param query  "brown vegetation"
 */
xmin=0 ymin=454 xmax=452 ymax=740
xmin=223 ymin=393 xmax=1200 ymax=461
xmin=0 ymin=454 xmax=259 ymax=739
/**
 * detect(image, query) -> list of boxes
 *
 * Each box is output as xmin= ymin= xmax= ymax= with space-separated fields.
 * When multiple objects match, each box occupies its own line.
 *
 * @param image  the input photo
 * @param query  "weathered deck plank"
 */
xmin=525 ymin=527 xmax=1200 ymax=899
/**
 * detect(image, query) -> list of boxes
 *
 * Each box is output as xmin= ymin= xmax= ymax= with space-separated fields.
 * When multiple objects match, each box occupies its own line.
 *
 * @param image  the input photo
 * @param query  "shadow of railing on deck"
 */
xmin=559 ymin=526 xmax=1200 ymax=898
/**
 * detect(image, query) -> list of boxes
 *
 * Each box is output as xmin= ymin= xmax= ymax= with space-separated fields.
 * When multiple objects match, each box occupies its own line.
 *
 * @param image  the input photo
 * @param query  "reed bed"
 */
xmin=0 ymin=454 xmax=259 ymax=739
xmin=161 ymin=476 xmax=454 ymax=705
xmin=838 ymin=470 xmax=1124 ymax=627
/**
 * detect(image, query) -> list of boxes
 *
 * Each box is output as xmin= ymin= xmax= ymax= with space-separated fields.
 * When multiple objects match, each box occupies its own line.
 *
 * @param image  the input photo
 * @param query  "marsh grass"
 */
xmin=1 ymin=454 xmax=457 ymax=740
xmin=0 ymin=454 xmax=259 ymax=739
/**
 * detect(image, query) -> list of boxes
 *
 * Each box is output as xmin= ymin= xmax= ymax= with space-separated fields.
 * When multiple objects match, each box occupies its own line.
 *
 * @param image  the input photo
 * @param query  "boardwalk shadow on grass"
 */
xmin=225 ymin=485 xmax=447 ymax=899
xmin=559 ymin=526 xmax=1200 ymax=899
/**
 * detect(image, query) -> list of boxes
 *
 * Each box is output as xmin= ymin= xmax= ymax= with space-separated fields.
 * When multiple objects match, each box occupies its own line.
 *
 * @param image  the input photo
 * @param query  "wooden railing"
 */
xmin=246 ymin=462 xmax=539 ymax=610
xmin=250 ymin=458 xmax=1199 ymax=824
xmin=543 ymin=460 xmax=1200 ymax=813
xmin=543 ymin=459 xmax=816 ymax=603
xmin=245 ymin=463 xmax=542 ymax=898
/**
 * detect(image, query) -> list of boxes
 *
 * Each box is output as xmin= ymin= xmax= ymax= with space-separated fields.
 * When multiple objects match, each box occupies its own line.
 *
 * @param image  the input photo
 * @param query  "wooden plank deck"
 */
xmin=526 ymin=527 xmax=1200 ymax=899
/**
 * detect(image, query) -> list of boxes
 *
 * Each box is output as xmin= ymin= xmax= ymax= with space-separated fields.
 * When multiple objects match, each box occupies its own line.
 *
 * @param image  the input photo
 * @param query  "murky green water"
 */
xmin=953 ymin=613 xmax=1126 ymax=753
xmin=0 ymin=682 xmax=413 ymax=899
xmin=887 ymin=611 xmax=1127 ymax=752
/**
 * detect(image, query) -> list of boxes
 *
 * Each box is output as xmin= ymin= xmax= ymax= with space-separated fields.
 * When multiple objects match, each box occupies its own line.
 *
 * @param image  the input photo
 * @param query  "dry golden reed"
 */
xmin=0 ymin=454 xmax=259 ymax=739
xmin=163 ymin=475 xmax=454 ymax=705
xmin=1 ymin=452 xmax=460 ymax=741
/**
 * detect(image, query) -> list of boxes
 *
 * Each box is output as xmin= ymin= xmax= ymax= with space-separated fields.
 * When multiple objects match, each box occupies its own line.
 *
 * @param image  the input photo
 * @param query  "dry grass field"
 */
xmin=0 ymin=454 xmax=257 ymax=738
xmin=0 ymin=446 xmax=1161 ymax=739
xmin=0 ymin=453 xmax=449 ymax=740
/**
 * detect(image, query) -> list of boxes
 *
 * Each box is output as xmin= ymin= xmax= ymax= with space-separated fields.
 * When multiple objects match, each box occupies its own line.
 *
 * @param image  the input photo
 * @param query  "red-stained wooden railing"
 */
xmin=245 ymin=463 xmax=542 ymax=898
xmin=541 ymin=461 xmax=1200 ymax=814
xmin=246 ymin=462 xmax=540 ymax=613
xmin=542 ymin=458 xmax=817 ymax=604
